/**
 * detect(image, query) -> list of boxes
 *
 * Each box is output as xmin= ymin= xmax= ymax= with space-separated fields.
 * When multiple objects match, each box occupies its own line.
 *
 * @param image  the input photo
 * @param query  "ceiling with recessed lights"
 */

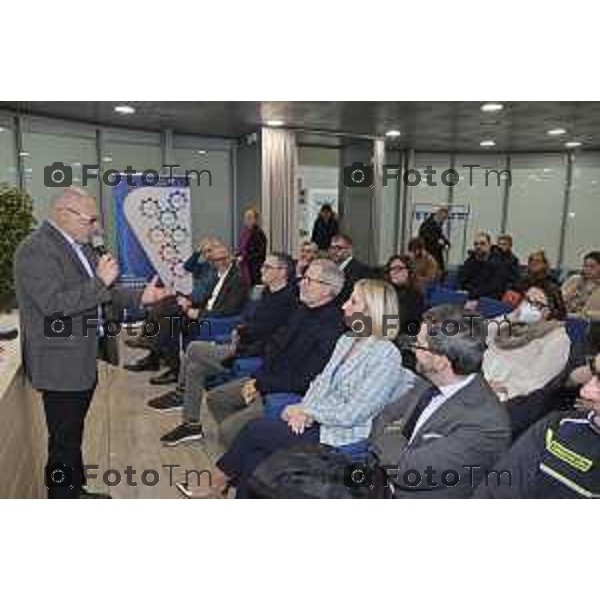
xmin=1 ymin=101 xmax=599 ymax=152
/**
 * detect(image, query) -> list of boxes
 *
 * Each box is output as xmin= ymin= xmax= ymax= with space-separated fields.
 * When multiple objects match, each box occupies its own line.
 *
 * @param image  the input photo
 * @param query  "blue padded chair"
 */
xmin=478 ymin=297 xmax=512 ymax=319
xmin=183 ymin=314 xmax=244 ymax=349
xmin=232 ymin=356 xmax=264 ymax=379
xmin=427 ymin=286 xmax=468 ymax=308
xmin=264 ymin=392 xmax=303 ymax=420
xmin=565 ymin=317 xmax=589 ymax=346
xmin=335 ymin=440 xmax=369 ymax=462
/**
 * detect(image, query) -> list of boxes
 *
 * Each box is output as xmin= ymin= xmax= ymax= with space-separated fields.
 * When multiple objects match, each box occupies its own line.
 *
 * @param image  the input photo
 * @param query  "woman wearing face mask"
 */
xmin=482 ymin=282 xmax=571 ymax=401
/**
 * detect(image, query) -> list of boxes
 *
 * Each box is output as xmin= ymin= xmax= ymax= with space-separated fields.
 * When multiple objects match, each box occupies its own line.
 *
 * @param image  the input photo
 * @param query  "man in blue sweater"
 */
xmin=149 ymin=252 xmax=298 ymax=444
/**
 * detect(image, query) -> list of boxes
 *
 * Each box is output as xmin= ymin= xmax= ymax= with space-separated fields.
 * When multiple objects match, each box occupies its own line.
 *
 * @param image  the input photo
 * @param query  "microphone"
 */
xmin=91 ymin=233 xmax=108 ymax=257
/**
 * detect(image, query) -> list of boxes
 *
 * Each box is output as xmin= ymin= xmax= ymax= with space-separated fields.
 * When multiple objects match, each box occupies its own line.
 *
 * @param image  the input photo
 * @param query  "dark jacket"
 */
xmin=205 ymin=263 xmax=249 ymax=317
xmin=311 ymin=216 xmax=339 ymax=251
xmin=183 ymin=251 xmax=219 ymax=306
xmin=490 ymin=246 xmax=521 ymax=290
xmin=457 ymin=251 xmax=511 ymax=300
xmin=234 ymin=284 xmax=298 ymax=358
xmin=338 ymin=257 xmax=373 ymax=305
xmin=254 ymin=301 xmax=345 ymax=395
xmin=394 ymin=284 xmax=425 ymax=336
xmin=240 ymin=225 xmax=267 ymax=286
xmin=370 ymin=374 xmax=511 ymax=498
xmin=475 ymin=411 xmax=600 ymax=498
xmin=419 ymin=215 xmax=449 ymax=271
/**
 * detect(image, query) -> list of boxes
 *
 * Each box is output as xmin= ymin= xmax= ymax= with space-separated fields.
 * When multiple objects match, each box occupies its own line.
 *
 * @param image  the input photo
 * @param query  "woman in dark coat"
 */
xmin=384 ymin=254 xmax=425 ymax=370
xmin=238 ymin=207 xmax=267 ymax=286
xmin=311 ymin=204 xmax=339 ymax=251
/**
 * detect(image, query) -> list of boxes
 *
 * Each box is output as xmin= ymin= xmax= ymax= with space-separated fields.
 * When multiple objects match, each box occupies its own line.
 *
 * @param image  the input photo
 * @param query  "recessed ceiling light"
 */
xmin=196 ymin=150 xmax=207 ymax=155
xmin=481 ymin=102 xmax=504 ymax=113
xmin=0 ymin=127 xmax=6 ymax=133
xmin=265 ymin=120 xmax=284 ymax=127
xmin=547 ymin=128 xmax=566 ymax=136
xmin=479 ymin=140 xmax=496 ymax=147
xmin=386 ymin=130 xmax=401 ymax=137
xmin=19 ymin=151 xmax=30 ymax=157
xmin=565 ymin=141 xmax=582 ymax=148
xmin=114 ymin=105 xmax=136 ymax=115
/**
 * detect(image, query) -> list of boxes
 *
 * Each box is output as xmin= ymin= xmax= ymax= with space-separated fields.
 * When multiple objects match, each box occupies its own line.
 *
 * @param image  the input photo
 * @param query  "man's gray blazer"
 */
xmin=370 ymin=374 xmax=511 ymax=498
xmin=13 ymin=221 xmax=142 ymax=392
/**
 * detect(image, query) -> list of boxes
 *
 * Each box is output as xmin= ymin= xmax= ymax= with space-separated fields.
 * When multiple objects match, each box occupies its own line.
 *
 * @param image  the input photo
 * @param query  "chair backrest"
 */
xmin=427 ymin=285 xmax=468 ymax=308
xmin=565 ymin=317 xmax=589 ymax=346
xmin=479 ymin=297 xmax=512 ymax=319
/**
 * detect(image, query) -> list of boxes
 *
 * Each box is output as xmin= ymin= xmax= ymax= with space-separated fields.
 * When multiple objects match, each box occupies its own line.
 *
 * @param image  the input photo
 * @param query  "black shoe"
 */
xmin=148 ymin=390 xmax=183 ymax=412
xmin=124 ymin=353 xmax=160 ymax=372
xmin=150 ymin=368 xmax=179 ymax=385
xmin=79 ymin=486 xmax=112 ymax=499
xmin=0 ymin=327 xmax=18 ymax=341
xmin=161 ymin=422 xmax=204 ymax=446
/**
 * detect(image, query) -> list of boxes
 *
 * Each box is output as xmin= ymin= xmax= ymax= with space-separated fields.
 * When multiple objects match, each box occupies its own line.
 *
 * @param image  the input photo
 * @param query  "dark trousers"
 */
xmin=217 ymin=418 xmax=320 ymax=498
xmin=42 ymin=386 xmax=96 ymax=499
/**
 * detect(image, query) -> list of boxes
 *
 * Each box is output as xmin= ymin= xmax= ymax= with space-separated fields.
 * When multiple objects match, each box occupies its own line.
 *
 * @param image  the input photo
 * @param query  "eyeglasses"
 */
xmin=330 ymin=244 xmax=350 ymax=251
xmin=65 ymin=207 xmax=99 ymax=225
xmin=388 ymin=265 xmax=408 ymax=273
xmin=299 ymin=275 xmax=334 ymax=287
xmin=401 ymin=339 xmax=444 ymax=356
xmin=524 ymin=297 xmax=549 ymax=311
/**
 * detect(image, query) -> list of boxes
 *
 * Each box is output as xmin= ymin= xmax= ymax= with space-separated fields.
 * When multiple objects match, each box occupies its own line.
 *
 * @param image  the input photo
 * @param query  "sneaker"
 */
xmin=161 ymin=422 xmax=204 ymax=446
xmin=147 ymin=391 xmax=183 ymax=413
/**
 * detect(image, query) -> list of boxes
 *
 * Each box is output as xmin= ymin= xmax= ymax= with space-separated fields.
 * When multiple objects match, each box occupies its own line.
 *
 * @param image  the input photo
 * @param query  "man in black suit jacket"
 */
xmin=369 ymin=304 xmax=511 ymax=498
xmin=329 ymin=233 xmax=373 ymax=304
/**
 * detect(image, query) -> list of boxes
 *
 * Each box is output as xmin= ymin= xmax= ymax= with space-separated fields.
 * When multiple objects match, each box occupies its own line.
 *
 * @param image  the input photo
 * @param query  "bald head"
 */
xmin=50 ymin=187 xmax=100 ymax=244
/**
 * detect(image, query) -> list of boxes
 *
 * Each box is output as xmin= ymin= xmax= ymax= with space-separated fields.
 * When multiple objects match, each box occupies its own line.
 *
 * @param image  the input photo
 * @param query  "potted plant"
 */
xmin=0 ymin=185 xmax=36 ymax=312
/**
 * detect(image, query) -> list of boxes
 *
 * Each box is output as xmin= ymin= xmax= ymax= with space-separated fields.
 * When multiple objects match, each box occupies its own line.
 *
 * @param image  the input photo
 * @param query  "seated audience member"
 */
xmin=154 ymin=244 xmax=248 ymax=385
xmin=175 ymin=279 xmax=415 ymax=499
xmin=369 ymin=305 xmax=511 ymax=498
xmin=492 ymin=234 xmax=521 ymax=289
xmin=203 ymin=259 xmax=346 ymax=448
xmin=458 ymin=232 xmax=512 ymax=301
xmin=149 ymin=253 xmax=297 ymax=445
xmin=483 ymin=283 xmax=570 ymax=402
xmin=311 ymin=203 xmax=339 ymax=251
xmin=503 ymin=250 xmax=558 ymax=307
xmin=384 ymin=254 xmax=425 ymax=335
xmin=562 ymin=251 xmax=600 ymax=320
xmin=294 ymin=240 xmax=318 ymax=280
xmin=475 ymin=353 xmax=600 ymax=498
xmin=329 ymin=233 xmax=372 ymax=304
xmin=183 ymin=237 xmax=220 ymax=306
xmin=407 ymin=237 xmax=441 ymax=292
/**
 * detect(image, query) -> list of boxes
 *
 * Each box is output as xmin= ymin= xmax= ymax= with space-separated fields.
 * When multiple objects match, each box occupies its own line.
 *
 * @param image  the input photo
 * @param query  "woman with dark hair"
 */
xmin=483 ymin=282 xmax=571 ymax=402
xmin=237 ymin=207 xmax=267 ymax=286
xmin=384 ymin=254 xmax=425 ymax=337
xmin=562 ymin=250 xmax=600 ymax=320
xmin=503 ymin=250 xmax=558 ymax=308
xmin=311 ymin=204 xmax=339 ymax=251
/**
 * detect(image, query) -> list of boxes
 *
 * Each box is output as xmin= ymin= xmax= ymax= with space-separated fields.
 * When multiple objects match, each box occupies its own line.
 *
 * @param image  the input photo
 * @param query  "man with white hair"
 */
xmin=14 ymin=187 xmax=172 ymax=499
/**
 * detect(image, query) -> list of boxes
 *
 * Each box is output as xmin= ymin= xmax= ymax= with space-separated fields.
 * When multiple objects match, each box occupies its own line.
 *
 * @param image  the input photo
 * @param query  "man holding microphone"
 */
xmin=14 ymin=187 xmax=172 ymax=499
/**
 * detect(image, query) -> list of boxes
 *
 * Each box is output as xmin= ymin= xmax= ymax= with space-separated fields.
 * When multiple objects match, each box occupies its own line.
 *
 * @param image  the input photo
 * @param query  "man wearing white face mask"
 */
xmin=482 ymin=283 xmax=571 ymax=401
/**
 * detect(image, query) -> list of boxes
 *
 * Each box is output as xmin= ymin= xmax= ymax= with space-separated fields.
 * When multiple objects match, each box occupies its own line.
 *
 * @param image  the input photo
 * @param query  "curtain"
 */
xmin=261 ymin=127 xmax=298 ymax=255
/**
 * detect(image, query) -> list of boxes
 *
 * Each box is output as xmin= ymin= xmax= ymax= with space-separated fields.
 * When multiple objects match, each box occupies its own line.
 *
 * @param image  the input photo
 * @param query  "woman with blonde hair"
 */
xmin=177 ymin=278 xmax=415 ymax=498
